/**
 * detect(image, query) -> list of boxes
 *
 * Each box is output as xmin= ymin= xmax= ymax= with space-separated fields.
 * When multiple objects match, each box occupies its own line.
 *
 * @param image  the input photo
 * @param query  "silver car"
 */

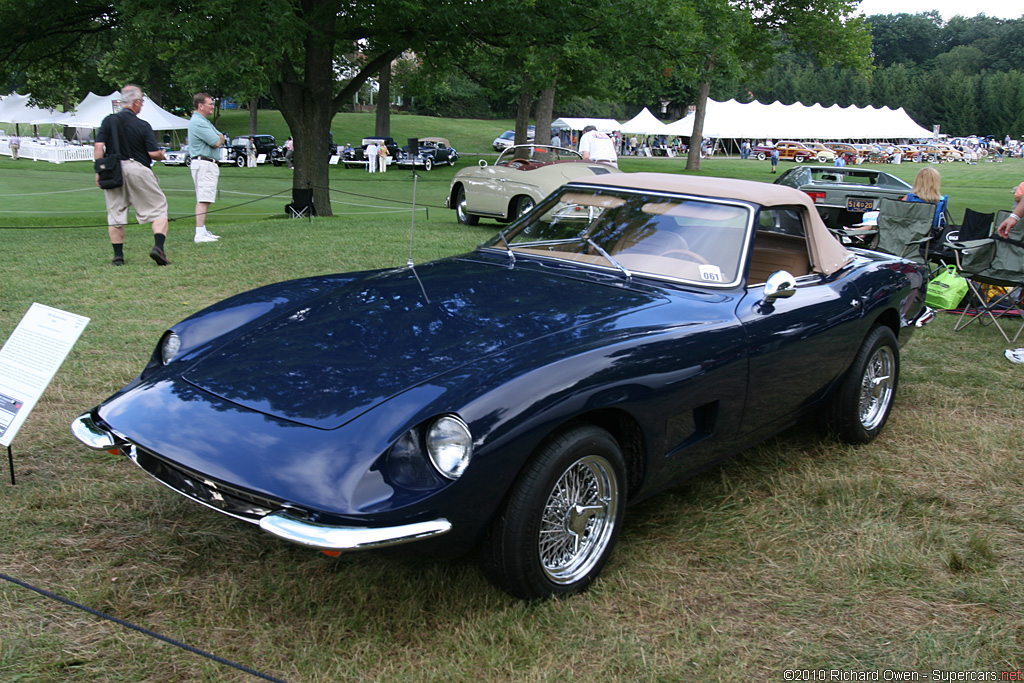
xmin=774 ymin=165 xmax=912 ymax=229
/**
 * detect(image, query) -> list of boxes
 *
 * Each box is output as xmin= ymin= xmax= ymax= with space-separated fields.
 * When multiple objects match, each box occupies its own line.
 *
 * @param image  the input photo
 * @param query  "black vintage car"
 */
xmin=396 ymin=137 xmax=459 ymax=171
xmin=342 ymin=137 xmax=403 ymax=169
xmin=226 ymin=134 xmax=282 ymax=167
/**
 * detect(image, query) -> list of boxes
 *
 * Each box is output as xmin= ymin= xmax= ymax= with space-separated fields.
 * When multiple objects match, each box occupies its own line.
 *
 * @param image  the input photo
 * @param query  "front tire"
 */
xmin=235 ymin=155 xmax=246 ymax=168
xmin=423 ymin=157 xmax=433 ymax=171
xmin=824 ymin=325 xmax=899 ymax=444
xmin=756 ymin=152 xmax=766 ymax=161
xmin=455 ymin=186 xmax=478 ymax=226
xmin=480 ymin=425 xmax=625 ymax=600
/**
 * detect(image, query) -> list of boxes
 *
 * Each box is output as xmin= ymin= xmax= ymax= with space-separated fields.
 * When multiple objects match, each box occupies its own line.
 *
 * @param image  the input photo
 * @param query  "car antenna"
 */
xmin=406 ymin=168 xmax=418 ymax=268
xmin=405 ymin=166 xmax=431 ymax=303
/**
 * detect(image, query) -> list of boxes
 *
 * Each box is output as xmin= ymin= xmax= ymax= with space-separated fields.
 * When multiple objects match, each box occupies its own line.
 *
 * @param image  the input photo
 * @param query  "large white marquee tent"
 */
xmin=665 ymin=98 xmax=933 ymax=140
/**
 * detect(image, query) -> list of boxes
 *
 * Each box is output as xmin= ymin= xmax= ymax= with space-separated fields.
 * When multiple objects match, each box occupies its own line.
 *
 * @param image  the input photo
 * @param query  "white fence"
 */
xmin=0 ymin=139 xmax=94 ymax=163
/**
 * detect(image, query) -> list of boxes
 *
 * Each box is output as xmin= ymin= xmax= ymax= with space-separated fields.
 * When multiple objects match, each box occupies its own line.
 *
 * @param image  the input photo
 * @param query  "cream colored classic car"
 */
xmin=446 ymin=144 xmax=621 ymax=225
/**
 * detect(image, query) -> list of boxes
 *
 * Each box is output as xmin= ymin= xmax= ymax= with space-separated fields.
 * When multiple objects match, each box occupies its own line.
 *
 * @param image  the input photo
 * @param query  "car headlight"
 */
xmin=426 ymin=415 xmax=473 ymax=479
xmin=160 ymin=332 xmax=181 ymax=365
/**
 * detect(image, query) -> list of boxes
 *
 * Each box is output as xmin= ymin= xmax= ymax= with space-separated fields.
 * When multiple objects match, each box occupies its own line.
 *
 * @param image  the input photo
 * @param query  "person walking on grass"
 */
xmin=94 ymin=84 xmax=171 ymax=266
xmin=188 ymin=92 xmax=224 ymax=243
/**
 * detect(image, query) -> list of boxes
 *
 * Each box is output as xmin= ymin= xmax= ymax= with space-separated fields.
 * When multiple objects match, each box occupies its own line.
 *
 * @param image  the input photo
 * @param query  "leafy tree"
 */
xmin=866 ymin=12 xmax=943 ymax=68
xmin=683 ymin=0 xmax=872 ymax=170
xmin=0 ymin=0 xmax=478 ymax=216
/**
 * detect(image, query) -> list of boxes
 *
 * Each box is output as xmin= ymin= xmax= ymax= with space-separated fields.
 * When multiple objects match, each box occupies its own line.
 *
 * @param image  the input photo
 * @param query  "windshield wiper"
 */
xmin=585 ymin=237 xmax=632 ymax=284
xmin=496 ymin=231 xmax=516 ymax=267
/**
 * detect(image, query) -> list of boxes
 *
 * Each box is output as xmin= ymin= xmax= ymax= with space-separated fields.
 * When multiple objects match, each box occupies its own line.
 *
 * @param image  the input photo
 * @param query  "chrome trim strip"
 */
xmin=915 ymin=306 xmax=936 ymax=328
xmin=71 ymin=412 xmax=121 ymax=450
xmin=258 ymin=512 xmax=452 ymax=551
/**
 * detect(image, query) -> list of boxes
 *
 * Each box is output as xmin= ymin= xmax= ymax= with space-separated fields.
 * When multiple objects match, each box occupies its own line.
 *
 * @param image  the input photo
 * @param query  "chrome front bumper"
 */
xmin=71 ymin=412 xmax=452 ymax=552
xmin=259 ymin=513 xmax=451 ymax=551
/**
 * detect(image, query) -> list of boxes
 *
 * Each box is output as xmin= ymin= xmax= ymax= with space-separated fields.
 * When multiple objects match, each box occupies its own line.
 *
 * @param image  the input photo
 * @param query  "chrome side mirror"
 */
xmin=478 ymin=159 xmax=488 ymax=168
xmin=763 ymin=270 xmax=797 ymax=303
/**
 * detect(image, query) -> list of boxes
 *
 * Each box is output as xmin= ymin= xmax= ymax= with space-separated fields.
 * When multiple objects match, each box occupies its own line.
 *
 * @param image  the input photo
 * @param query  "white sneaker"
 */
xmin=194 ymin=232 xmax=218 ymax=243
xmin=203 ymin=228 xmax=220 ymax=240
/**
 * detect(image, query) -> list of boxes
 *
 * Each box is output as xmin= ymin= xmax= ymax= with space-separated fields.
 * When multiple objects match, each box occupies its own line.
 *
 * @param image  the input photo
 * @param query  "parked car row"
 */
xmin=163 ymin=133 xmax=286 ymax=168
xmin=163 ymin=133 xmax=461 ymax=171
xmin=339 ymin=136 xmax=461 ymax=171
xmin=750 ymin=140 xmax=968 ymax=165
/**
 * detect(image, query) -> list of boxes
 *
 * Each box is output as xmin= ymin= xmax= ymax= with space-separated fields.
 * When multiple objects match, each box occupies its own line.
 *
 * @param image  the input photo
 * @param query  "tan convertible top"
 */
xmin=571 ymin=173 xmax=854 ymax=276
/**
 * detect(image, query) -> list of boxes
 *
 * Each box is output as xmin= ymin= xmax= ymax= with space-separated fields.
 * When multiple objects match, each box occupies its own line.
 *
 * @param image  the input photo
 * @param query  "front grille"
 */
xmin=129 ymin=446 xmax=285 ymax=523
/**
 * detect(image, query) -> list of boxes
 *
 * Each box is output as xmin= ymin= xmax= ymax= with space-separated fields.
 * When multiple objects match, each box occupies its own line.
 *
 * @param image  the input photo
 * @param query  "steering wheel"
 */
xmin=510 ymin=158 xmax=531 ymax=166
xmin=661 ymin=249 xmax=711 ymax=265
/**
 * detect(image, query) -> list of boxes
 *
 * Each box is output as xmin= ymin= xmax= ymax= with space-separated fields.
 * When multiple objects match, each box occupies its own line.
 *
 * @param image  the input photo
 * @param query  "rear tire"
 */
xmin=480 ymin=425 xmax=625 ymax=600
xmin=514 ymin=195 xmax=536 ymax=219
xmin=824 ymin=325 xmax=899 ymax=444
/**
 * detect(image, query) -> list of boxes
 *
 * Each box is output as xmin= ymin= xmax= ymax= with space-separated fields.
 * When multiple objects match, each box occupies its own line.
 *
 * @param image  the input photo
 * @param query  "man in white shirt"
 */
xmin=577 ymin=125 xmax=618 ymax=167
xmin=365 ymin=141 xmax=379 ymax=173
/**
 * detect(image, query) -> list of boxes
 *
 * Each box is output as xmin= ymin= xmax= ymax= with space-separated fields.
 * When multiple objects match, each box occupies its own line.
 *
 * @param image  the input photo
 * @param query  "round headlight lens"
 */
xmin=426 ymin=416 xmax=473 ymax=479
xmin=160 ymin=332 xmax=181 ymax=365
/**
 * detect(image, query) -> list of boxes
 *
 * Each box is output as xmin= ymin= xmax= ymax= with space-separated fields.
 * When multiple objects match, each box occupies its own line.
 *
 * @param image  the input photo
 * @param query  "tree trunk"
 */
xmin=535 ymin=85 xmax=556 ymax=148
xmin=375 ymin=59 xmax=392 ymax=138
xmin=515 ymin=78 xmax=534 ymax=146
xmin=249 ymin=98 xmax=259 ymax=135
xmin=270 ymin=5 xmax=401 ymax=218
xmin=686 ymin=79 xmax=711 ymax=171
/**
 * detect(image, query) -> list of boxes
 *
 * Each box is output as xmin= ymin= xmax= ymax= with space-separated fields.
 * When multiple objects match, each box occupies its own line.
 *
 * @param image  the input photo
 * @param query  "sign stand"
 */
xmin=1 ymin=303 xmax=90 ymax=485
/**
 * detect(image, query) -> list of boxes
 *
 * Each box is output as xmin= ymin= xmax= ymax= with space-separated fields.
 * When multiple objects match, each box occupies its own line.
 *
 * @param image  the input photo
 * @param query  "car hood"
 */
xmin=180 ymin=258 xmax=667 ymax=430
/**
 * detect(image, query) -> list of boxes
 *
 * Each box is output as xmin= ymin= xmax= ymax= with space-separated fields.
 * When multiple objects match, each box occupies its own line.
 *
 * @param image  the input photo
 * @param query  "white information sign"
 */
xmin=0 ymin=303 xmax=90 ymax=447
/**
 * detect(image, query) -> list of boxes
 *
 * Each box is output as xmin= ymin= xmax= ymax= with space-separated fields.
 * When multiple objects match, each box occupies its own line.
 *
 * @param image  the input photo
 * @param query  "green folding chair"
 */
xmin=874 ymin=198 xmax=935 ymax=264
xmin=949 ymin=218 xmax=1024 ymax=343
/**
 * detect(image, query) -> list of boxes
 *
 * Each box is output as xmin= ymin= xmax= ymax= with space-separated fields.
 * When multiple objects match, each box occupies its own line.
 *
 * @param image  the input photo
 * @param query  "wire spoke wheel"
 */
xmin=824 ymin=325 xmax=900 ymax=444
xmin=538 ymin=454 xmax=619 ymax=585
xmin=480 ymin=425 xmax=625 ymax=599
xmin=858 ymin=345 xmax=895 ymax=431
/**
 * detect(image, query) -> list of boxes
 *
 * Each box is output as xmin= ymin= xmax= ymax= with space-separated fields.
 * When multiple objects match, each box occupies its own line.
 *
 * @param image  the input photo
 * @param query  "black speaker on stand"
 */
xmin=407 ymin=137 xmax=420 ymax=157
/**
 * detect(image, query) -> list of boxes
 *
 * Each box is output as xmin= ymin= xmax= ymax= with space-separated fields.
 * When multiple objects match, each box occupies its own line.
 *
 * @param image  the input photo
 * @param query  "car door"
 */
xmin=735 ymin=207 xmax=863 ymax=434
xmin=462 ymin=163 xmax=513 ymax=218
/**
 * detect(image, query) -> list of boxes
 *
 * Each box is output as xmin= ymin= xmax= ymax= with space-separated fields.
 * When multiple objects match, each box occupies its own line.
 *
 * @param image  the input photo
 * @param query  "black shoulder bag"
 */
xmin=94 ymin=115 xmax=125 ymax=189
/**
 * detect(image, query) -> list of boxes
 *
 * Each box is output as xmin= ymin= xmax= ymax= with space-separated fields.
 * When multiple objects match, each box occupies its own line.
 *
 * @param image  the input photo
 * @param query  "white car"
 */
xmin=492 ymin=127 xmax=535 ymax=151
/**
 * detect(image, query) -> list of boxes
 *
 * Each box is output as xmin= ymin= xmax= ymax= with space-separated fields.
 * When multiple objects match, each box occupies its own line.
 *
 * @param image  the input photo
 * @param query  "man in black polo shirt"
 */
xmin=94 ymin=84 xmax=171 ymax=266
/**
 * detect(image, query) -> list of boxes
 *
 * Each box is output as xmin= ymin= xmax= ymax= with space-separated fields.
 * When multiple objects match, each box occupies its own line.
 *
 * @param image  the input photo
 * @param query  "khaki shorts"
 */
xmin=103 ymin=159 xmax=168 ymax=226
xmin=190 ymin=158 xmax=220 ymax=203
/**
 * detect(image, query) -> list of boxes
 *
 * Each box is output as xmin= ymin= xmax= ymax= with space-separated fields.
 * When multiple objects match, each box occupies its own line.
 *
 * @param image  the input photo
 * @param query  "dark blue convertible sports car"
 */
xmin=72 ymin=173 xmax=932 ymax=600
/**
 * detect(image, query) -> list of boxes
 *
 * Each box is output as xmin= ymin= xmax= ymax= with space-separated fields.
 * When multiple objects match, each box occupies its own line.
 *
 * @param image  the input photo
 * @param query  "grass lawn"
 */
xmin=1 ymin=152 xmax=1023 ymax=682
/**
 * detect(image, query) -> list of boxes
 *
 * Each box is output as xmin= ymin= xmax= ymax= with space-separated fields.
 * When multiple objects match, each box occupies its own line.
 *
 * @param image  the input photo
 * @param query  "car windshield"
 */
xmin=484 ymin=185 xmax=752 ymax=287
xmin=496 ymin=145 xmax=583 ymax=165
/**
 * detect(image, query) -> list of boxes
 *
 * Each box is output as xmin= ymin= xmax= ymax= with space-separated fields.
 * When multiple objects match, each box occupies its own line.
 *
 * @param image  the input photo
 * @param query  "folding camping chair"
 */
xmin=947 ymin=218 xmax=1024 ymax=343
xmin=874 ymin=197 xmax=936 ymax=263
xmin=927 ymin=208 xmax=993 ymax=268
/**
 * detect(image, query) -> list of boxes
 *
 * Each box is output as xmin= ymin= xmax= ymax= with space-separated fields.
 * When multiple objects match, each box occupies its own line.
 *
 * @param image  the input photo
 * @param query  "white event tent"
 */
xmin=619 ymin=107 xmax=671 ymax=135
xmin=2 ymin=91 xmax=190 ymax=162
xmin=37 ymin=91 xmax=190 ymax=130
xmin=552 ymin=116 xmax=622 ymax=133
xmin=665 ymin=98 xmax=933 ymax=141
xmin=0 ymin=92 xmax=58 ymax=124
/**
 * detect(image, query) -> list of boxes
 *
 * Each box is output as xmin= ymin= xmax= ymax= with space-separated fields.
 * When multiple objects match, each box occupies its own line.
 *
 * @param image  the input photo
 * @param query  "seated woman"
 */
xmin=902 ymin=166 xmax=947 ymax=227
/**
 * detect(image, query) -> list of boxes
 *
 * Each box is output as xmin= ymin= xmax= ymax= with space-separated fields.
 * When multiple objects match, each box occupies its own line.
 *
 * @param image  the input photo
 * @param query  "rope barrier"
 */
xmin=0 ymin=571 xmax=291 ymax=683
xmin=0 ymin=180 xmax=448 ymax=230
